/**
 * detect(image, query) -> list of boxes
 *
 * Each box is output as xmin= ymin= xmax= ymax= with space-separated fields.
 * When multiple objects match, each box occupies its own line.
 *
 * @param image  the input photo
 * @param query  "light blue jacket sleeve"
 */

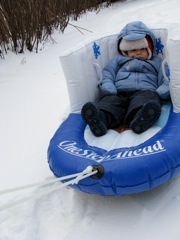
xmin=99 ymin=56 xmax=120 ymax=95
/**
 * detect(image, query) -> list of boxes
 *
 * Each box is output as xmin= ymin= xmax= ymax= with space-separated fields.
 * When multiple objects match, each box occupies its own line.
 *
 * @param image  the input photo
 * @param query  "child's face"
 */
xmin=127 ymin=48 xmax=148 ymax=60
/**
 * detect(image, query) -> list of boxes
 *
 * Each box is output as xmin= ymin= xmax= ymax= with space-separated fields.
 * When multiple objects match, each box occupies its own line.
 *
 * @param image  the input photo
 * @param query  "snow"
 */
xmin=1 ymin=0 xmax=180 ymax=239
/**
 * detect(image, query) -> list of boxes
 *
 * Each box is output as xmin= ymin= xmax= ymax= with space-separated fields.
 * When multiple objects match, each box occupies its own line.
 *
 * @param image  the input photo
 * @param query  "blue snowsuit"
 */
xmin=96 ymin=21 xmax=170 ymax=127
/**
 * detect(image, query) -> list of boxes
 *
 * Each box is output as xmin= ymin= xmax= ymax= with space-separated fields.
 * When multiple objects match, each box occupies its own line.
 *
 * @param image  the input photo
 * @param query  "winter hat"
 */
xmin=119 ymin=35 xmax=153 ymax=59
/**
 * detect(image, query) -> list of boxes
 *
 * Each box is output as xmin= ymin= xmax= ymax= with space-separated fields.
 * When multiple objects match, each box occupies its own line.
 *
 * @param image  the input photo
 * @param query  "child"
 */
xmin=81 ymin=21 xmax=170 ymax=136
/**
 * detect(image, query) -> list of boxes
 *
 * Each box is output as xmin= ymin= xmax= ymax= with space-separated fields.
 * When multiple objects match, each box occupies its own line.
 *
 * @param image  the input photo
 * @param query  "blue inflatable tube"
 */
xmin=47 ymin=106 xmax=180 ymax=196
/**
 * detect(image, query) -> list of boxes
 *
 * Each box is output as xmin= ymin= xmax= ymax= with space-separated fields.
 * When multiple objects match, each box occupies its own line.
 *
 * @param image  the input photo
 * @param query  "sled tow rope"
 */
xmin=0 ymin=166 xmax=98 ymax=212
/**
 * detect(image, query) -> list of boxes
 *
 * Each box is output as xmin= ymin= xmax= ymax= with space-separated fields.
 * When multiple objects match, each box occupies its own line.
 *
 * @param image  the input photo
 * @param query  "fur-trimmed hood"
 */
xmin=117 ymin=21 xmax=156 ymax=56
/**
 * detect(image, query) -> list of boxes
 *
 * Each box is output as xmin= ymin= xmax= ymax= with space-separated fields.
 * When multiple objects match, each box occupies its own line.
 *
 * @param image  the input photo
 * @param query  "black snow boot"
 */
xmin=81 ymin=102 xmax=108 ymax=137
xmin=130 ymin=100 xmax=161 ymax=134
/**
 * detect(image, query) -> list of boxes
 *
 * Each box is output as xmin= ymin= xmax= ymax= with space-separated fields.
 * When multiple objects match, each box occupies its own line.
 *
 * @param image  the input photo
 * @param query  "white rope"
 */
xmin=0 ymin=166 xmax=98 ymax=212
xmin=0 ymin=171 xmax=86 ymax=195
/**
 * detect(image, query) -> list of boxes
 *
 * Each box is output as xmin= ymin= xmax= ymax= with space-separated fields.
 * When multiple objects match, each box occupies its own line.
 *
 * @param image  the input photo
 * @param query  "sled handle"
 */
xmin=93 ymin=62 xmax=103 ymax=85
xmin=162 ymin=58 xmax=170 ymax=81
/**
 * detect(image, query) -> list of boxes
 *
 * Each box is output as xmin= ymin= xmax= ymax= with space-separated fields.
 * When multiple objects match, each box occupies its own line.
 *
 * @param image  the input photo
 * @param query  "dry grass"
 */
xmin=0 ymin=0 xmax=116 ymax=57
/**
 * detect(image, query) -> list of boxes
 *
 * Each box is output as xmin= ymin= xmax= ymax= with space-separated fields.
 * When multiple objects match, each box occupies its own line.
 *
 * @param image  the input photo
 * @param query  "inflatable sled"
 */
xmin=48 ymin=24 xmax=180 ymax=196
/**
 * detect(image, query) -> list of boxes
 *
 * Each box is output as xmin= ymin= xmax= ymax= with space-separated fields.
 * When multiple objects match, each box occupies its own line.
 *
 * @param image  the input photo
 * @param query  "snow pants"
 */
xmin=96 ymin=90 xmax=161 ymax=128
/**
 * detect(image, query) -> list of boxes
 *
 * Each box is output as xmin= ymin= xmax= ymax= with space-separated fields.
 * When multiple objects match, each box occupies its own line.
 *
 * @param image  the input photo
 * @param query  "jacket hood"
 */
xmin=117 ymin=21 xmax=156 ymax=55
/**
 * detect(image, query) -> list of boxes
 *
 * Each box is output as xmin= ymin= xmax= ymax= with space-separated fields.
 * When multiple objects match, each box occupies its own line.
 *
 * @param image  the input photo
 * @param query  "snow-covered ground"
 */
xmin=1 ymin=0 xmax=180 ymax=239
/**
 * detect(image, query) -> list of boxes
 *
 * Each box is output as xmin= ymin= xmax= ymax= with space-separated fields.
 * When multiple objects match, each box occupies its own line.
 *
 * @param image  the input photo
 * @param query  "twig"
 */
xmin=68 ymin=23 xmax=93 ymax=35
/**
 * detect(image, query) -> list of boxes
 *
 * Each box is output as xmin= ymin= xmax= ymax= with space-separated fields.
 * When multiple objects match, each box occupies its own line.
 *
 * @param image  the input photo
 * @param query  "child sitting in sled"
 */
xmin=81 ymin=21 xmax=170 ymax=136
